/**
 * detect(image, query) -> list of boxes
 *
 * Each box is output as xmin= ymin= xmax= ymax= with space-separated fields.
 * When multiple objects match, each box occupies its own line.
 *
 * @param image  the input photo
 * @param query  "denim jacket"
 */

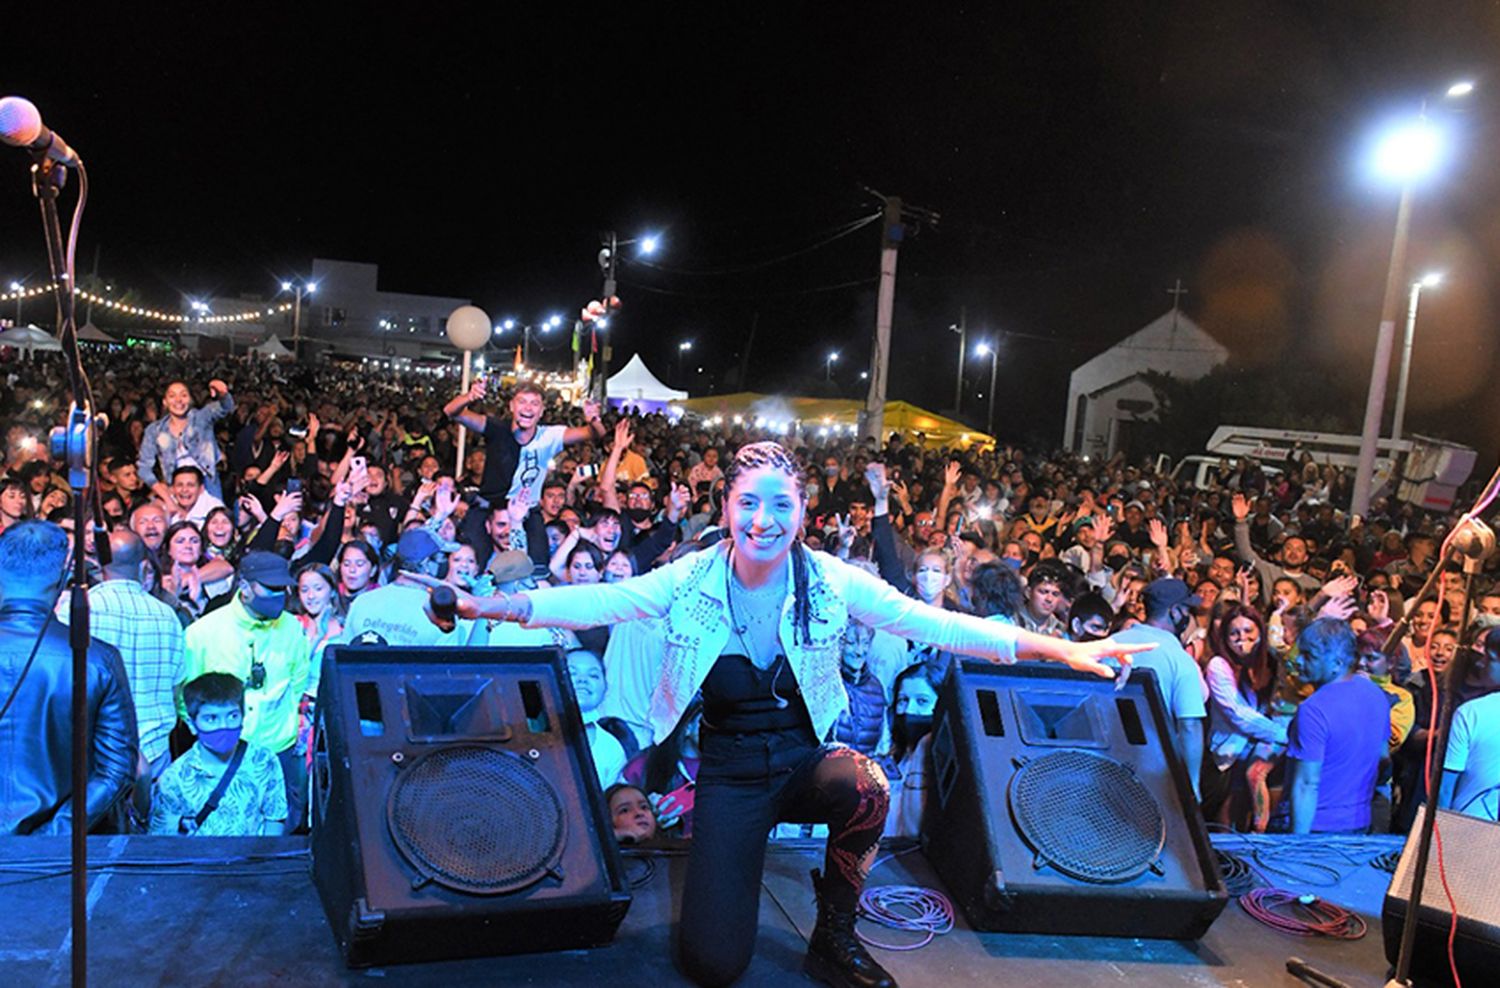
xmin=523 ymin=542 xmax=1019 ymax=743
xmin=137 ymin=395 xmax=235 ymax=495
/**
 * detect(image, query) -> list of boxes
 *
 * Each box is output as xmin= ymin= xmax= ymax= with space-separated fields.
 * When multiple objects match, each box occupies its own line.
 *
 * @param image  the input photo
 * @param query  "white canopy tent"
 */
xmin=76 ymin=322 xmax=116 ymax=343
xmin=606 ymin=354 xmax=686 ymax=402
xmin=0 ymin=325 xmax=63 ymax=353
xmin=250 ymin=334 xmax=295 ymax=360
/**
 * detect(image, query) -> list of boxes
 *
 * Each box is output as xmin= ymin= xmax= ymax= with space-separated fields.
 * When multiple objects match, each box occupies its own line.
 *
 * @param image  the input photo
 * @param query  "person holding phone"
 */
xmin=407 ymin=441 xmax=1153 ymax=988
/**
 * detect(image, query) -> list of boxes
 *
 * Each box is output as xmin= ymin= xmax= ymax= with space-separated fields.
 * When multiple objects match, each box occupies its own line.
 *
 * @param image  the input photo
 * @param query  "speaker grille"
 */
xmin=387 ymin=745 xmax=566 ymax=895
xmin=1008 ymin=749 xmax=1166 ymax=883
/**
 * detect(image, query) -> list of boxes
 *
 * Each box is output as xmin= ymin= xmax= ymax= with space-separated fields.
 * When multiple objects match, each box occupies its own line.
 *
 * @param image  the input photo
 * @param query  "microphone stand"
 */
xmin=1383 ymin=510 xmax=1493 ymax=988
xmin=30 ymin=153 xmax=97 ymax=988
xmin=1282 ymin=468 xmax=1499 ymax=988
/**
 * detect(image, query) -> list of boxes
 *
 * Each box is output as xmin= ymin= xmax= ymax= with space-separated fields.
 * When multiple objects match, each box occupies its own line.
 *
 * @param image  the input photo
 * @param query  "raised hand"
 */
xmin=1317 ymin=593 xmax=1358 ymax=622
xmin=332 ymin=480 xmax=354 ymax=508
xmin=270 ymin=490 xmax=303 ymax=521
xmin=943 ymin=460 xmax=961 ymax=491
xmin=208 ymin=379 xmax=229 ymax=399
xmin=582 ymin=398 xmax=602 ymax=423
xmin=1368 ymin=588 xmax=1390 ymax=623
xmin=1231 ymin=492 xmax=1250 ymax=523
xmin=864 ymin=462 xmax=889 ymax=501
xmin=505 ymin=487 xmax=533 ymax=526
xmin=1321 ymin=573 xmax=1358 ymax=601
xmin=1148 ymin=517 xmax=1169 ymax=549
xmin=667 ymin=482 xmax=690 ymax=522
xmin=613 ymin=417 xmax=634 ymax=451
xmin=467 ymin=377 xmax=489 ymax=403
xmin=1090 ymin=513 xmax=1115 ymax=544
xmin=433 ymin=485 xmax=459 ymax=520
xmin=238 ymin=494 xmax=266 ymax=524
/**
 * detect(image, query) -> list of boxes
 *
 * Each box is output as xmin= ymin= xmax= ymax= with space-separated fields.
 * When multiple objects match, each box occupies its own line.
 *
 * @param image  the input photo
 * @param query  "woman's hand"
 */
xmin=402 ymin=570 xmax=487 ymax=622
xmin=1047 ymin=637 xmax=1157 ymax=679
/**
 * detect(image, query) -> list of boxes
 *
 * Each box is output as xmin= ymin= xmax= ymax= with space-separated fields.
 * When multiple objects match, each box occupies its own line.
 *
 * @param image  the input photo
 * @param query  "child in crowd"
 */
xmin=150 ymin=673 xmax=288 ymax=836
xmin=605 ymin=783 xmax=659 ymax=845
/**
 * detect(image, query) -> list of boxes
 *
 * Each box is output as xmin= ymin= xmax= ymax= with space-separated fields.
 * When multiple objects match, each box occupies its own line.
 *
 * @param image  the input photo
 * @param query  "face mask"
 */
xmin=624 ymin=507 xmax=653 ymax=524
xmin=244 ymin=590 xmax=286 ymax=621
xmin=825 ymin=465 xmax=840 ymax=477
xmin=915 ymin=572 xmax=947 ymax=601
xmin=197 ymin=725 xmax=241 ymax=756
xmin=893 ymin=713 xmax=934 ymax=749
xmin=1474 ymin=612 xmax=1500 ymax=629
xmin=1106 ymin=554 xmax=1130 ymax=571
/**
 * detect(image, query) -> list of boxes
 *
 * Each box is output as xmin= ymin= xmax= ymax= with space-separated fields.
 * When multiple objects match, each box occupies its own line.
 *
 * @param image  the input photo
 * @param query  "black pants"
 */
xmin=678 ymin=726 xmax=889 ymax=987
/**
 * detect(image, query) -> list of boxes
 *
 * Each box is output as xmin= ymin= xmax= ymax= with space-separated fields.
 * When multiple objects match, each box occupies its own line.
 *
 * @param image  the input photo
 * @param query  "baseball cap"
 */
xmin=397 ymin=527 xmax=458 ymax=563
xmin=1143 ymin=577 xmax=1201 ymax=614
xmin=239 ymin=551 xmax=294 ymax=588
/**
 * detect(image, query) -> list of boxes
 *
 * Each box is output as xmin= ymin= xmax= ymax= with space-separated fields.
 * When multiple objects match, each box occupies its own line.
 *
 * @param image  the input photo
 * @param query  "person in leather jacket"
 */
xmin=0 ymin=520 xmax=139 ymax=835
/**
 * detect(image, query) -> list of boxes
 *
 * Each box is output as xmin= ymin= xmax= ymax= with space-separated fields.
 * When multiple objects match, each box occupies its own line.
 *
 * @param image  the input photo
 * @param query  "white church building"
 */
xmin=1063 ymin=307 xmax=1228 ymax=460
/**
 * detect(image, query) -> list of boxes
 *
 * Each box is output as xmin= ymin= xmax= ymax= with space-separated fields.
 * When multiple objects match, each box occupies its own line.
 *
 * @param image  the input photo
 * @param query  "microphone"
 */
xmin=0 ymin=96 xmax=80 ymax=166
xmin=430 ymin=584 xmax=458 ymax=631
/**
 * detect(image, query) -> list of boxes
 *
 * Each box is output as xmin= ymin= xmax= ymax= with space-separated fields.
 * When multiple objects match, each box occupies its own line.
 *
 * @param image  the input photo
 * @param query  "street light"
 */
xmin=598 ymin=230 xmax=663 ymax=399
xmin=825 ymin=350 xmax=839 ymax=382
xmin=1351 ymin=81 xmax=1471 ymax=517
xmin=1391 ymin=271 xmax=1443 ymax=444
xmin=975 ymin=341 xmax=998 ymax=438
xmin=277 ymin=278 xmax=318 ymax=358
xmin=9 ymin=281 xmax=23 ymax=326
xmin=677 ymin=339 xmax=693 ymax=383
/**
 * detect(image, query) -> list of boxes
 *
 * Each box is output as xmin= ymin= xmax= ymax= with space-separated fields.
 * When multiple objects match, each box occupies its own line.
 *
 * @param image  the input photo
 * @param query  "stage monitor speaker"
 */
xmin=310 ymin=645 xmax=632 ymax=968
xmin=1383 ymin=805 xmax=1500 ymax=986
xmin=921 ymin=660 xmax=1227 ymax=939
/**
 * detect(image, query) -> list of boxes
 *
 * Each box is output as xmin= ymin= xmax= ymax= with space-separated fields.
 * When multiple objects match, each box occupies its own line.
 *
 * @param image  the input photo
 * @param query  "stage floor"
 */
xmin=2 ymin=833 xmax=1403 ymax=987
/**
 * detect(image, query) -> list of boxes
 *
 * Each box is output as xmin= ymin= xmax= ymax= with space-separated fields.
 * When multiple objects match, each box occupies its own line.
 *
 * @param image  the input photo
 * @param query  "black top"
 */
xmin=701 ymin=653 xmax=809 ymax=734
xmin=478 ymin=415 xmax=523 ymax=501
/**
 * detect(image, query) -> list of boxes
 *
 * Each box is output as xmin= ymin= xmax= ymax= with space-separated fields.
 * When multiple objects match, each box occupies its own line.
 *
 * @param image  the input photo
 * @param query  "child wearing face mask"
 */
xmin=150 ymin=673 xmax=288 ymax=836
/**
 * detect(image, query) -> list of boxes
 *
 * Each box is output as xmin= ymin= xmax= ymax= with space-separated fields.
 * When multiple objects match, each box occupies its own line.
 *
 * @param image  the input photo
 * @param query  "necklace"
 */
xmin=724 ymin=557 xmax=791 ymax=707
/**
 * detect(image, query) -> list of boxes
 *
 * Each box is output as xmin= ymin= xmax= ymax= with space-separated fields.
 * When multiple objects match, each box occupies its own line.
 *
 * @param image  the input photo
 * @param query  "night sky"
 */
xmin=4 ymin=4 xmax=1499 ymax=452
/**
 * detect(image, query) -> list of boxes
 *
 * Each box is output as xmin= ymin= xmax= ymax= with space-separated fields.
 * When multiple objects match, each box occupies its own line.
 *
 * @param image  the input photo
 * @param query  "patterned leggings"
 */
xmin=677 ymin=728 xmax=890 ymax=987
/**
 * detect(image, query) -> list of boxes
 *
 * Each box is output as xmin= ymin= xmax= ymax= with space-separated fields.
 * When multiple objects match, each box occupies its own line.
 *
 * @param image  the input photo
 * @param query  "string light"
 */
xmin=0 ymin=281 xmax=294 ymax=325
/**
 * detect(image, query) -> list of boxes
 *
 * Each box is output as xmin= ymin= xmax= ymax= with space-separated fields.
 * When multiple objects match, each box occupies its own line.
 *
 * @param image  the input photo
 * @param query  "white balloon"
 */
xmin=446 ymin=305 xmax=492 ymax=351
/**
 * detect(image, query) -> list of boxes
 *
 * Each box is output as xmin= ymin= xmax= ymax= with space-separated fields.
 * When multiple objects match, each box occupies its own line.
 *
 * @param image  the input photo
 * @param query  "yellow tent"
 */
xmin=673 ymin=393 xmax=992 ymax=449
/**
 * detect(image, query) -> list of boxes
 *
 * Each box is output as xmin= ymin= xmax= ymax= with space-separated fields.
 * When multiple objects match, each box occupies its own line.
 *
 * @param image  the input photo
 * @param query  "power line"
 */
xmin=619 ymin=275 xmax=877 ymax=301
xmin=627 ymin=213 xmax=880 ymax=277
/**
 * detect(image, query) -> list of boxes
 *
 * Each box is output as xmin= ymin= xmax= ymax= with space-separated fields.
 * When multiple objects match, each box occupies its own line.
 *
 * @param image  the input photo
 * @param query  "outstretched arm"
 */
xmin=562 ymin=398 xmax=608 ymax=445
xmin=443 ymin=378 xmax=491 ymax=434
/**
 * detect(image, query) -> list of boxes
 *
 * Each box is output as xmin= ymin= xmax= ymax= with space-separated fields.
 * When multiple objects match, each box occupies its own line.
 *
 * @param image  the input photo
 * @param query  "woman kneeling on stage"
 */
xmin=410 ymin=441 xmax=1152 ymax=988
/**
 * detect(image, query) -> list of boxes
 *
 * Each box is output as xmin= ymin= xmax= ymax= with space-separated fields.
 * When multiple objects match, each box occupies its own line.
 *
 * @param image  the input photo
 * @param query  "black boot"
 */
xmin=803 ymin=869 xmax=898 ymax=988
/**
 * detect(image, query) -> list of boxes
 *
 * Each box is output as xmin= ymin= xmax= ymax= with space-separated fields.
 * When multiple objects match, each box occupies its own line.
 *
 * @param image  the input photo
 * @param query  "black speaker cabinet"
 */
xmin=310 ymin=645 xmax=632 ymax=968
xmin=1383 ymin=806 xmax=1500 ymax=986
xmin=921 ymin=660 xmax=1227 ymax=939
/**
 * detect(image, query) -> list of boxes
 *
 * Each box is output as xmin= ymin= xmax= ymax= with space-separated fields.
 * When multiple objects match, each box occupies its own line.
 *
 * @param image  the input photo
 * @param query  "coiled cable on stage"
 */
xmin=856 ymin=885 xmax=955 ymax=950
xmin=1238 ymin=888 xmax=1367 ymax=940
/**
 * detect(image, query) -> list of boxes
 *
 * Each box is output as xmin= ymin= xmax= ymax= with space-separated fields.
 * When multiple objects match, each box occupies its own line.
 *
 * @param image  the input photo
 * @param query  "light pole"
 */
xmin=976 ymin=342 xmax=998 ymax=438
xmin=1391 ymin=271 xmax=1442 ymax=445
xmin=8 ymin=281 xmax=21 ymax=326
xmin=279 ymin=278 xmax=318 ymax=358
xmin=678 ymin=340 xmax=693 ymax=384
xmin=597 ymin=230 xmax=660 ymax=398
xmin=1351 ymin=81 xmax=1470 ymax=518
xmin=446 ymin=306 xmax=493 ymax=475
xmin=950 ymin=307 xmax=967 ymax=414
xmin=825 ymin=350 xmax=839 ymax=382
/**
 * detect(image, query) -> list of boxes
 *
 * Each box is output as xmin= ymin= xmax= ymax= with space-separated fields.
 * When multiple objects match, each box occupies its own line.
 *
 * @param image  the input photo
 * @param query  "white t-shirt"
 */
xmin=1444 ymin=690 xmax=1500 ymax=822
xmin=585 ymin=720 xmax=626 ymax=789
xmin=342 ymin=583 xmax=480 ymax=647
xmin=508 ymin=424 xmax=568 ymax=506
xmin=1108 ymin=623 xmax=1208 ymax=722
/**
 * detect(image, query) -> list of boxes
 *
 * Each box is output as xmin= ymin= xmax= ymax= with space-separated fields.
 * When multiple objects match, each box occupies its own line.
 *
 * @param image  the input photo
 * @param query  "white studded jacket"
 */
xmin=522 ymin=542 xmax=1019 ymax=744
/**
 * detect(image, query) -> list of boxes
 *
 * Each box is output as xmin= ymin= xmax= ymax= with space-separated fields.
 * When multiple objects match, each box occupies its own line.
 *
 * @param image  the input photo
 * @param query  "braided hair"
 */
xmin=723 ymin=441 xmax=813 ymax=647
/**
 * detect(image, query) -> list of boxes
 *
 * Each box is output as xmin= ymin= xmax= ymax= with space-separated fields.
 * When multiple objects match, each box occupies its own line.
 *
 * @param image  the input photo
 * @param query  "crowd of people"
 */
xmin=2 ymin=345 xmax=1498 ymax=848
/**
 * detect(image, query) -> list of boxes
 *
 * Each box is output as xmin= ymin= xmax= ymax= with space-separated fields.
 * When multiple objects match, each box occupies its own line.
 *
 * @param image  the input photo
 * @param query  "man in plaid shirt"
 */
xmin=59 ymin=529 xmax=185 ymax=777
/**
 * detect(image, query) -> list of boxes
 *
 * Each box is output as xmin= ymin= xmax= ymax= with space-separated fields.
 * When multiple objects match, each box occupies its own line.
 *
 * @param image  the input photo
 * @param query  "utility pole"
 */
xmin=950 ymin=306 xmax=967 ymax=415
xmin=862 ymin=188 xmax=940 ymax=441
